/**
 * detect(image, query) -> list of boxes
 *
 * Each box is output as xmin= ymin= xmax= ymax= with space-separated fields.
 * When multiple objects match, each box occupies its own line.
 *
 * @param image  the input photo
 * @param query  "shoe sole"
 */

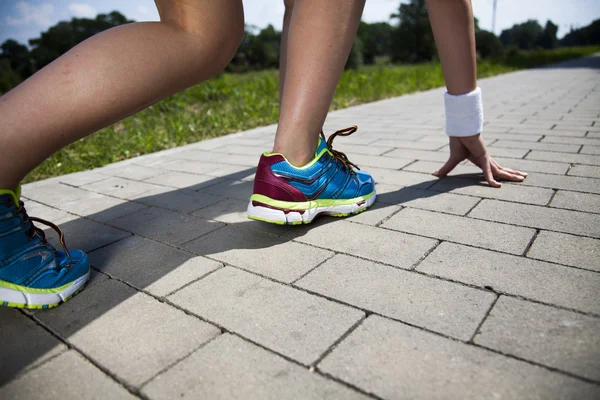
xmin=0 ymin=271 xmax=90 ymax=310
xmin=247 ymin=191 xmax=376 ymax=225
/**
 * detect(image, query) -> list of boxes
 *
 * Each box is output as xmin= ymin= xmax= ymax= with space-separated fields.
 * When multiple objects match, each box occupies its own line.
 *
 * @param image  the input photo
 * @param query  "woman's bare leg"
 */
xmin=273 ymin=0 xmax=365 ymax=166
xmin=0 ymin=0 xmax=244 ymax=189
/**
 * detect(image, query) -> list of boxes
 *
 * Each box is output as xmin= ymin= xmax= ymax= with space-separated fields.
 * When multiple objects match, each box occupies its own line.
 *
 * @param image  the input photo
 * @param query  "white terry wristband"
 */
xmin=444 ymin=87 xmax=484 ymax=137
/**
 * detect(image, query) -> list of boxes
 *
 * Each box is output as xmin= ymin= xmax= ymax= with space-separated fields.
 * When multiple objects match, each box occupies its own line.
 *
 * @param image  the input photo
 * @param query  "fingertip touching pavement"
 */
xmin=2 ymin=55 xmax=599 ymax=399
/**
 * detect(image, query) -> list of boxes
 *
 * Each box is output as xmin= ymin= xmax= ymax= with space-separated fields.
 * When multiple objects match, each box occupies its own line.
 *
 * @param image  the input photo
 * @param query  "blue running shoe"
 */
xmin=0 ymin=187 xmax=89 ymax=309
xmin=248 ymin=126 xmax=376 ymax=224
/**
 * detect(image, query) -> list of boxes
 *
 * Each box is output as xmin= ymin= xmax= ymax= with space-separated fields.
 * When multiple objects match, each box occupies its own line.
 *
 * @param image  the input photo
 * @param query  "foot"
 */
xmin=248 ymin=126 xmax=376 ymax=225
xmin=0 ymin=187 xmax=89 ymax=309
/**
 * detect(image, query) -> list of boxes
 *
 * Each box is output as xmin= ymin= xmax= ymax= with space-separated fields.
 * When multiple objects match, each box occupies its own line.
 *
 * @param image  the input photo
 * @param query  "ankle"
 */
xmin=272 ymin=139 xmax=319 ymax=167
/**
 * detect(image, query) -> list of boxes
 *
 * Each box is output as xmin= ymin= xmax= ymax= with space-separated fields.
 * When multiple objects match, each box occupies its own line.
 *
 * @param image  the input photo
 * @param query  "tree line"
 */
xmin=2 ymin=0 xmax=599 ymax=93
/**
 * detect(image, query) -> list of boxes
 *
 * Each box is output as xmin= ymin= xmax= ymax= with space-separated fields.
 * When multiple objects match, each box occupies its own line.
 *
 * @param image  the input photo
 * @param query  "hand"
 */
xmin=433 ymin=134 xmax=528 ymax=188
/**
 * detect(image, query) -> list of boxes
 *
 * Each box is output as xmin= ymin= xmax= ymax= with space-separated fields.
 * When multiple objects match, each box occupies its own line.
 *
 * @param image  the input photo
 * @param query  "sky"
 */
xmin=1 ymin=0 xmax=599 ymax=46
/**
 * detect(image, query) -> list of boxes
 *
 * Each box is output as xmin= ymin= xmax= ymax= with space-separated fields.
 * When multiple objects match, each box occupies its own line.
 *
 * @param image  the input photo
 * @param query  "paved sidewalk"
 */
xmin=2 ymin=56 xmax=600 ymax=399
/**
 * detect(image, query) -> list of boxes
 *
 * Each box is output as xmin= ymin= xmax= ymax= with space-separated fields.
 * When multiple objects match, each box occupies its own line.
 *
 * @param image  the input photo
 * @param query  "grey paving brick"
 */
xmin=367 ymin=167 xmax=438 ymax=188
xmin=143 ymin=171 xmax=225 ymax=190
xmin=484 ymin=133 xmax=544 ymax=142
xmin=22 ymin=201 xmax=78 ymax=224
xmin=527 ymin=230 xmax=600 ymax=272
xmin=184 ymin=225 xmax=333 ymax=282
xmin=384 ymin=148 xmax=450 ymax=162
xmin=83 ymin=177 xmax=171 ymax=200
xmin=142 ymin=334 xmax=368 ymax=400
xmin=90 ymin=235 xmax=221 ymax=296
xmin=100 ymin=164 xmax=168 ymax=181
xmin=135 ymin=188 xmax=223 ymax=214
xmin=0 ymin=308 xmax=67 ymax=386
xmin=198 ymin=179 xmax=254 ymax=201
xmin=376 ymin=183 xmax=480 ymax=215
xmin=297 ymin=254 xmax=494 ymax=340
xmin=541 ymin=136 xmax=600 ymax=146
xmin=37 ymin=279 xmax=220 ymax=388
xmin=431 ymin=177 xmax=554 ymax=205
xmin=580 ymin=145 xmax=600 ymax=155
xmin=482 ymin=146 xmax=529 ymax=159
xmin=550 ymin=190 xmax=600 ymax=213
xmin=511 ymin=128 xmax=586 ymax=137
xmin=382 ymin=207 xmax=535 ymax=254
xmin=490 ymin=140 xmax=581 ymax=153
xmin=568 ymin=164 xmax=600 ymax=178
xmin=527 ymin=150 xmax=600 ymax=166
xmin=372 ymin=139 xmax=444 ymax=150
xmin=169 ymin=267 xmax=364 ymax=365
xmin=60 ymin=192 xmax=148 ymax=222
xmin=342 ymin=144 xmax=393 ymax=156
xmin=2 ymin=351 xmax=137 ymax=400
xmin=475 ymin=296 xmax=600 ymax=381
xmin=403 ymin=160 xmax=480 ymax=175
xmin=58 ymin=170 xmax=109 ymax=187
xmin=294 ymin=219 xmax=437 ymax=268
xmin=345 ymin=200 xmax=401 ymax=226
xmin=160 ymin=159 xmax=225 ymax=175
xmin=491 ymin=157 xmax=570 ymax=174
xmin=521 ymin=172 xmax=600 ymax=194
xmin=348 ymin=153 xmax=414 ymax=170
xmin=418 ymin=242 xmax=600 ymax=315
xmin=47 ymin=217 xmax=131 ymax=253
xmin=109 ymin=207 xmax=223 ymax=245
xmin=319 ymin=316 xmax=598 ymax=400
xmin=211 ymin=144 xmax=267 ymax=156
xmin=470 ymin=199 xmax=600 ymax=238
xmin=202 ymin=164 xmax=256 ymax=180
xmin=21 ymin=182 xmax=95 ymax=207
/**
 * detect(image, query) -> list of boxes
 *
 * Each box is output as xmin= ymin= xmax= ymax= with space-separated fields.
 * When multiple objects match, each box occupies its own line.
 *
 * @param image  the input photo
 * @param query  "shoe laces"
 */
xmin=320 ymin=126 xmax=360 ymax=173
xmin=16 ymin=201 xmax=71 ymax=258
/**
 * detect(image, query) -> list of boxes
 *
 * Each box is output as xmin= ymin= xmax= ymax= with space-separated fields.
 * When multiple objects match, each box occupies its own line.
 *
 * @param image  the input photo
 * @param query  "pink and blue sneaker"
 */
xmin=0 ymin=187 xmax=89 ymax=309
xmin=248 ymin=126 xmax=376 ymax=224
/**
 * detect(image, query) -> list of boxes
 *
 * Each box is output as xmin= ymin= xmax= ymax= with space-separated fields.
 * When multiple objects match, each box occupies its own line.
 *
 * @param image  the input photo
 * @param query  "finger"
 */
xmin=433 ymin=157 xmax=462 ymax=177
xmin=494 ymin=168 xmax=526 ymax=182
xmin=490 ymin=158 xmax=528 ymax=177
xmin=483 ymin=159 xmax=502 ymax=188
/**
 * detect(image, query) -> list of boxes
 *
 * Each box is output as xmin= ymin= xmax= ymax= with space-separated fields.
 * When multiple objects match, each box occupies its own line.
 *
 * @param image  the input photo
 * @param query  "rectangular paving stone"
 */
xmin=511 ymin=128 xmax=586 ymax=137
xmin=37 ymin=279 xmax=220 ymax=388
xmin=83 ymin=177 xmax=171 ymax=200
xmin=159 ymin=159 xmax=224 ymax=175
xmin=568 ymin=164 xmax=600 ymax=178
xmin=345 ymin=200 xmax=401 ymax=226
xmin=542 ymin=136 xmax=600 ymax=146
xmin=21 ymin=182 xmax=95 ymax=207
xmin=58 ymin=170 xmax=109 ymax=187
xmin=430 ymin=177 xmax=554 ymax=205
xmin=347 ymin=153 xmax=414 ymax=170
xmin=319 ymin=316 xmax=598 ymax=400
xmin=484 ymin=146 xmax=529 ymax=159
xmin=339 ymin=143 xmax=394 ymax=156
xmin=294 ymin=219 xmax=437 ymax=269
xmin=143 ymin=171 xmax=225 ymax=190
xmin=490 ymin=140 xmax=581 ymax=153
xmin=382 ymin=208 xmax=535 ymax=255
xmin=403 ymin=160 xmax=480 ymax=175
xmin=3 ymin=351 xmax=137 ymax=400
xmin=60 ymin=192 xmax=148 ymax=222
xmin=418 ymin=242 xmax=600 ymax=315
xmin=527 ymin=230 xmax=600 ymax=272
xmin=550 ymin=190 xmax=600 ymax=213
xmin=375 ymin=183 xmax=480 ymax=215
xmin=109 ymin=207 xmax=224 ymax=246
xmin=483 ymin=133 xmax=544 ymax=142
xmin=520 ymin=172 xmax=600 ymax=194
xmin=0 ymin=308 xmax=67 ymax=386
xmin=199 ymin=179 xmax=254 ymax=201
xmin=100 ymin=164 xmax=168 ymax=181
xmin=169 ymin=267 xmax=364 ymax=365
xmin=373 ymin=139 xmax=444 ymax=150
xmin=470 ymin=199 xmax=600 ymax=238
xmin=184 ymin=225 xmax=333 ymax=283
xmin=297 ymin=254 xmax=495 ymax=340
xmin=90 ymin=235 xmax=221 ymax=296
xmin=527 ymin=150 xmax=600 ymax=166
xmin=46 ymin=217 xmax=131 ymax=253
xmin=384 ymin=149 xmax=450 ymax=162
xmin=491 ymin=157 xmax=570 ymax=174
xmin=142 ymin=334 xmax=368 ymax=400
xmin=366 ymin=167 xmax=438 ymax=188
xmin=135 ymin=188 xmax=223 ymax=214
xmin=581 ymin=145 xmax=600 ymax=155
xmin=475 ymin=296 xmax=600 ymax=381
xmin=21 ymin=201 xmax=78 ymax=225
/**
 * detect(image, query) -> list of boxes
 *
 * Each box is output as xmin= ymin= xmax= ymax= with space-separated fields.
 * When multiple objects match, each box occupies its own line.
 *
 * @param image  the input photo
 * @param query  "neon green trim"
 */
xmin=262 ymin=138 xmax=331 ymax=170
xmin=0 ymin=185 xmax=21 ymax=206
xmin=0 ymin=279 xmax=74 ymax=294
xmin=250 ymin=191 xmax=374 ymax=211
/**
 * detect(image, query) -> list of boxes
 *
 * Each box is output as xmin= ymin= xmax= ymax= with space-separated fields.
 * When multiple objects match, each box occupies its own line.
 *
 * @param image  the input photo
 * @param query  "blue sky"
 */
xmin=1 ymin=0 xmax=599 ymax=46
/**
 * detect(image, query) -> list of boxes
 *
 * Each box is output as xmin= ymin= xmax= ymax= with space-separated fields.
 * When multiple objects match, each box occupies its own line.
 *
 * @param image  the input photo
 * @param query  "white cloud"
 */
xmin=4 ymin=1 xmax=54 ymax=26
xmin=68 ymin=3 xmax=98 ymax=18
xmin=137 ymin=5 xmax=149 ymax=15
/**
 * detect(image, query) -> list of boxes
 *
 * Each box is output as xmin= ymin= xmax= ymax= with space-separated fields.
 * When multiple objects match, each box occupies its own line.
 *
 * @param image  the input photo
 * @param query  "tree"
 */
xmin=0 ymin=39 xmax=35 ymax=77
xmin=537 ymin=20 xmax=559 ymax=49
xmin=499 ymin=20 xmax=543 ymax=50
xmin=476 ymin=30 xmax=504 ymax=58
xmin=357 ymin=21 xmax=393 ymax=64
xmin=390 ymin=0 xmax=435 ymax=63
xmin=345 ymin=37 xmax=364 ymax=69
xmin=561 ymin=19 xmax=600 ymax=46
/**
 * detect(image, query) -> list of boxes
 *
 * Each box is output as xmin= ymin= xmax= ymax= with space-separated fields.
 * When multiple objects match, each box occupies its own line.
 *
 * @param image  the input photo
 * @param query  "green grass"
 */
xmin=23 ymin=46 xmax=600 ymax=183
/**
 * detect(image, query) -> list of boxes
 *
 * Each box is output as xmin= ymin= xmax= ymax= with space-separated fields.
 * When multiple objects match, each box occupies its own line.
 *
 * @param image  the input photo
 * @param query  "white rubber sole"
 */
xmin=247 ymin=192 xmax=376 ymax=225
xmin=0 ymin=272 xmax=90 ymax=309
